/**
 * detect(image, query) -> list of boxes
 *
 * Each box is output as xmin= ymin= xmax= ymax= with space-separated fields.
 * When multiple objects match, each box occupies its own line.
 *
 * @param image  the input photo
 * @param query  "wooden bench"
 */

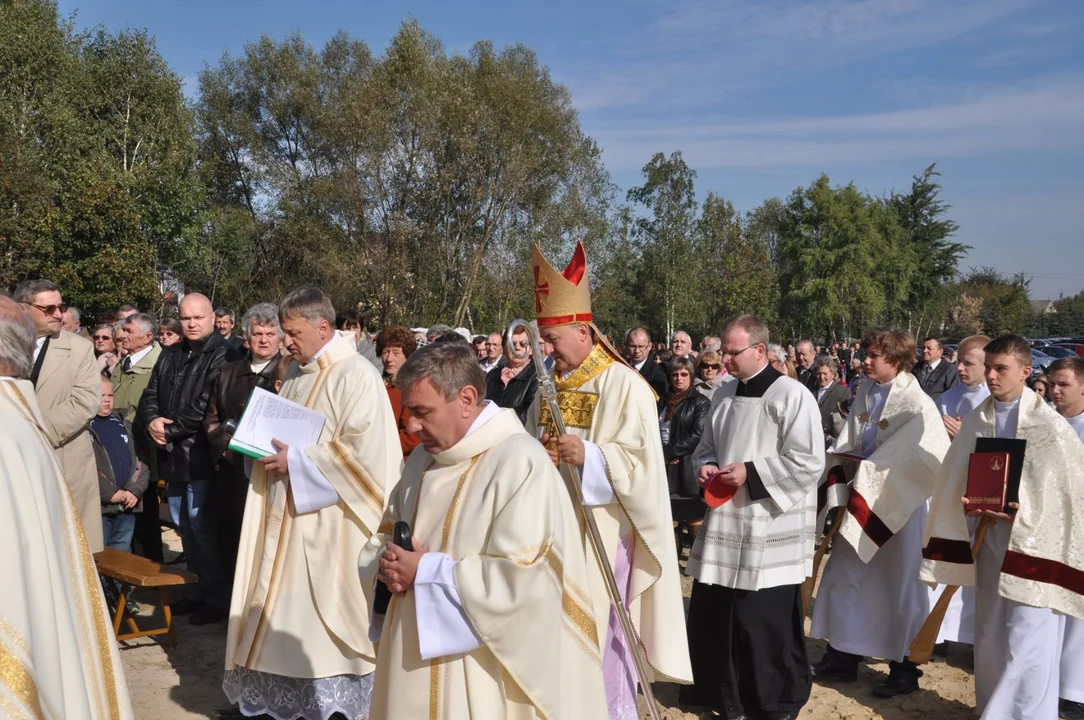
xmin=94 ymin=548 xmax=197 ymax=648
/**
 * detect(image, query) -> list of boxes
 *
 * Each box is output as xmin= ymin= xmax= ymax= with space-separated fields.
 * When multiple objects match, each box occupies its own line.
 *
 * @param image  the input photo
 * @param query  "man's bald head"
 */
xmin=0 ymin=295 xmax=38 ymax=378
xmin=178 ymin=293 xmax=215 ymax=343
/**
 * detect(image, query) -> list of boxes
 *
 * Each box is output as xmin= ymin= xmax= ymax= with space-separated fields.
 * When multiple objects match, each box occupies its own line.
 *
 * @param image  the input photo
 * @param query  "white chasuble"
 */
xmin=525 ymin=344 xmax=693 ymax=687
xmin=0 ymin=380 xmax=133 ymax=720
xmin=360 ymin=408 xmax=607 ymax=720
xmin=224 ymin=335 xmax=402 ymax=700
xmin=1062 ymin=411 xmax=1084 ymax=704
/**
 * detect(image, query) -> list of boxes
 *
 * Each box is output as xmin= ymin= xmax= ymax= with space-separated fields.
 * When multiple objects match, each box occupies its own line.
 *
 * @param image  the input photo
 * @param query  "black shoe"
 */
xmin=932 ymin=641 xmax=950 ymax=659
xmin=758 ymin=714 xmax=795 ymax=720
xmin=873 ymin=661 xmax=922 ymax=697
xmin=1061 ymin=698 xmax=1084 ymax=720
xmin=170 ymin=597 xmax=202 ymax=616
xmin=811 ymin=648 xmax=859 ymax=682
xmin=189 ymin=605 xmax=228 ymax=625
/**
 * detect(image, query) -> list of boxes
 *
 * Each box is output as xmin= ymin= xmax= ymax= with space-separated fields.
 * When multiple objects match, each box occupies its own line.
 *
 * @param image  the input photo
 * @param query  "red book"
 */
xmin=965 ymin=451 xmax=1011 ymax=513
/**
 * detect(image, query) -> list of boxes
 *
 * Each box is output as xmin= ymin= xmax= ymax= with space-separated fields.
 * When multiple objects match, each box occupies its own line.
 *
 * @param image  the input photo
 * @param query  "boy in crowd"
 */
xmin=92 ymin=376 xmax=149 ymax=552
xmin=923 ymin=336 xmax=1084 ymax=718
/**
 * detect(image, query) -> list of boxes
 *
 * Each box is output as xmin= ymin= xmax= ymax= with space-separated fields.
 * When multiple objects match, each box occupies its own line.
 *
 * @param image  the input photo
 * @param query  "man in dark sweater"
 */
xmin=92 ymin=377 xmax=149 ymax=552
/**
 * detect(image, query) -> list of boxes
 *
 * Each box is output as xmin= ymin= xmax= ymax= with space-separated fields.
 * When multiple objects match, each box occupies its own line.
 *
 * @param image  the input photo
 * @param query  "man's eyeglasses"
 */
xmin=28 ymin=302 xmax=67 ymax=316
xmin=719 ymin=344 xmax=759 ymax=359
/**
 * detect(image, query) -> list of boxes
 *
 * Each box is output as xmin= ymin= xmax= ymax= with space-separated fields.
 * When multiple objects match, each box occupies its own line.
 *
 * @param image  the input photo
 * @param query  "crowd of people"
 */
xmin=1 ymin=240 xmax=1082 ymax=720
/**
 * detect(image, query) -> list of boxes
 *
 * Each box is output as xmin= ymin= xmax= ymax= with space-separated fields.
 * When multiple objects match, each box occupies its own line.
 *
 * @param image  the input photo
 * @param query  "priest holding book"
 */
xmin=810 ymin=328 xmax=951 ymax=697
xmin=222 ymin=286 xmax=402 ymax=720
xmin=923 ymin=336 xmax=1084 ymax=719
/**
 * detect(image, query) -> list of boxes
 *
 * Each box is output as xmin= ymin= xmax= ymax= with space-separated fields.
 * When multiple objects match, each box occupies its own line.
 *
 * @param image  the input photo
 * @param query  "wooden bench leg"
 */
xmin=111 ymin=586 xmax=128 ymax=636
xmin=160 ymin=588 xmax=177 ymax=649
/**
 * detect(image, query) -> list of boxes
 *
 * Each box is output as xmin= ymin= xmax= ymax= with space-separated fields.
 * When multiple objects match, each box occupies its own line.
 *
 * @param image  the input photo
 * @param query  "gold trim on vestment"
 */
xmin=329 ymin=438 xmax=383 ymax=516
xmin=244 ymin=485 xmax=293 ymax=668
xmin=0 ymin=635 xmax=44 ymax=720
xmin=555 ymin=344 xmax=613 ymax=392
xmin=538 ymin=391 xmax=599 ymax=434
xmin=72 ymin=498 xmax=122 ymax=718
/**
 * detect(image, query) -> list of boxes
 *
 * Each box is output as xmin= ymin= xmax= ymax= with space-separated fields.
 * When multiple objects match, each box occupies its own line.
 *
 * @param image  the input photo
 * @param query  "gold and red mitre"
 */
xmin=532 ymin=241 xmax=593 ymax=328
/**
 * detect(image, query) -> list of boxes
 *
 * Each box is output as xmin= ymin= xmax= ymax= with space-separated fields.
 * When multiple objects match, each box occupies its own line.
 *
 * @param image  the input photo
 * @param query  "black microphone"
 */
xmin=373 ymin=521 xmax=413 ymax=615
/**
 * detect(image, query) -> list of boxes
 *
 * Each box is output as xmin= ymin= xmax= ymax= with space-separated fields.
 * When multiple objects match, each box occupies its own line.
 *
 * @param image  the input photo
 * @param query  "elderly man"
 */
xmin=480 ymin=331 xmax=503 ymax=373
xmin=138 ymin=293 xmax=242 ymax=625
xmin=0 ymin=295 xmax=135 ymax=719
xmin=484 ymin=322 xmax=538 ymax=422
xmin=526 ymin=243 xmax=691 ymax=716
xmin=683 ymin=314 xmax=825 ymax=719
xmin=795 ymin=339 xmax=818 ymax=392
xmin=204 ymin=302 xmax=289 ymax=586
xmin=15 ymin=279 xmax=104 ymax=551
xmin=215 ymin=307 xmax=245 ymax=351
xmin=360 ymin=341 xmax=607 ymax=719
xmin=222 ymin=286 xmax=401 ymax=720
xmin=624 ymin=326 xmax=668 ymax=411
xmin=62 ymin=305 xmax=82 ymax=335
xmin=671 ymin=330 xmax=695 ymax=359
xmin=701 ymin=335 xmax=721 ymax=352
xmin=112 ymin=312 xmax=165 ymax=560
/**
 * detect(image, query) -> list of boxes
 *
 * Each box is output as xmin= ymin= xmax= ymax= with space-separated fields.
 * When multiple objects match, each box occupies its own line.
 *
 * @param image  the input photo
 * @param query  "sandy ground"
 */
xmin=118 ymin=531 xmax=977 ymax=719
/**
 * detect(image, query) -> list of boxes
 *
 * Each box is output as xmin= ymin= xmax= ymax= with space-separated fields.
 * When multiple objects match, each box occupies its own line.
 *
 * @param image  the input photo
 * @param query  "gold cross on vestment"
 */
xmin=533 ymin=266 xmax=550 ymax=313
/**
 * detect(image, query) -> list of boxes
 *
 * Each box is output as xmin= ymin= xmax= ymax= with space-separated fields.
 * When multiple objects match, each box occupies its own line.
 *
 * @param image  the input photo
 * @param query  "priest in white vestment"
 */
xmin=0 ymin=296 xmax=133 ymax=720
xmin=1049 ymin=357 xmax=1084 ymax=720
xmin=926 ymin=334 xmax=990 ymax=651
xmin=923 ymin=336 xmax=1084 ymax=719
xmin=223 ymin=286 xmax=402 ymax=720
xmin=682 ymin=314 xmax=824 ymax=719
xmin=360 ymin=341 xmax=607 ymax=719
xmin=523 ymin=243 xmax=692 ymax=718
xmin=810 ymin=328 xmax=950 ymax=697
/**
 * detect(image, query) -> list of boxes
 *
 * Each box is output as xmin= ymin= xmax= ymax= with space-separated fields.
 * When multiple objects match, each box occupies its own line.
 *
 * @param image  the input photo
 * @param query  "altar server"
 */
xmin=810 ymin=328 xmax=951 ymax=697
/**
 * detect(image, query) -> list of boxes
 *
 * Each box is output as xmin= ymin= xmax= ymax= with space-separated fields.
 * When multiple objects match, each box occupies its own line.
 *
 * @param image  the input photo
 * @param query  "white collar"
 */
xmin=633 ymin=357 xmax=647 ymax=371
xmin=927 ymin=358 xmax=941 ymax=370
xmin=994 ymin=393 xmax=1022 ymax=410
xmin=738 ymin=363 xmax=769 ymax=385
xmin=0 ymin=376 xmax=16 ymax=382
xmin=465 ymin=400 xmax=501 ymax=437
xmin=126 ymin=343 xmax=155 ymax=366
xmin=305 ymin=333 xmax=341 ymax=364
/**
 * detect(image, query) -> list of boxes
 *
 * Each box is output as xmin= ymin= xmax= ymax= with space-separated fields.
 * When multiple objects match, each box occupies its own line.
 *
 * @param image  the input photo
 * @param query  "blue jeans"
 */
xmin=102 ymin=513 xmax=136 ymax=552
xmin=166 ymin=480 xmax=228 ymax=610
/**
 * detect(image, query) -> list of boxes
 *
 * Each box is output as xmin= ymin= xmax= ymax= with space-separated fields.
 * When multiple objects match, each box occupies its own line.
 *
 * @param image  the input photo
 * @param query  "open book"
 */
xmin=228 ymin=387 xmax=326 ymax=459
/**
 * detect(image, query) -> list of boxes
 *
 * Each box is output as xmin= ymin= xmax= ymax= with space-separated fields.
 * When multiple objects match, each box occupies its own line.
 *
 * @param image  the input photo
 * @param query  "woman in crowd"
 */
xmin=92 ymin=322 xmax=120 ymax=372
xmin=1031 ymin=374 xmax=1052 ymax=404
xmin=376 ymin=324 xmax=421 ymax=459
xmin=661 ymin=356 xmax=711 ymax=552
xmin=693 ymin=350 xmax=726 ymax=400
xmin=158 ymin=317 xmax=182 ymax=347
xmin=768 ymin=343 xmax=799 ymax=380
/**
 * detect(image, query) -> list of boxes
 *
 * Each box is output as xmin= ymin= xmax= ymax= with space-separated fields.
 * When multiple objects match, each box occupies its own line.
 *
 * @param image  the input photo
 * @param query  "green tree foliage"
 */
xmin=0 ymin=0 xmax=201 ymax=316
xmin=196 ymin=20 xmax=611 ymax=329
xmin=955 ymin=267 xmax=1032 ymax=336
xmin=775 ymin=175 xmax=914 ymax=341
xmin=888 ymin=164 xmax=968 ymax=336
xmin=625 ymin=151 xmax=699 ymax=338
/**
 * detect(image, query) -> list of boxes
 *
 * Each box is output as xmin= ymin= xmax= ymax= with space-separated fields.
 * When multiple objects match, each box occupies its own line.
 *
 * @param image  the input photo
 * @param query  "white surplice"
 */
xmin=1061 ymin=411 xmax=1084 ymax=704
xmin=0 ymin=380 xmax=133 ymax=720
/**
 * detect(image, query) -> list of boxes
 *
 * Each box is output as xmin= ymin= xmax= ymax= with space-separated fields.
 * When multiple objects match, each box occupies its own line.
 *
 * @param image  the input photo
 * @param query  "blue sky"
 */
xmin=58 ymin=0 xmax=1084 ymax=299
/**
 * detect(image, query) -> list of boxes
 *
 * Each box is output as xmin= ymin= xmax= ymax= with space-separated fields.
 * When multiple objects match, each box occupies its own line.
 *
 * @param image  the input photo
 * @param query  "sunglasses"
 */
xmin=702 ymin=363 xmax=721 ymax=370
xmin=29 ymin=302 xmax=67 ymax=316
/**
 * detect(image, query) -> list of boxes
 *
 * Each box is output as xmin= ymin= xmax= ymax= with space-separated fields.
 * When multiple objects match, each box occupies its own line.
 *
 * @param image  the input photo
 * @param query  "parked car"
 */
xmin=1034 ymin=345 xmax=1079 ymax=359
xmin=1032 ymin=348 xmax=1054 ymax=376
xmin=1056 ymin=343 xmax=1084 ymax=358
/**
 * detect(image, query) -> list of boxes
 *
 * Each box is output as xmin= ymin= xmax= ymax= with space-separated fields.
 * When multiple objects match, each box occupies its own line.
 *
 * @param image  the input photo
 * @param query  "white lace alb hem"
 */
xmin=222 ymin=667 xmax=373 ymax=720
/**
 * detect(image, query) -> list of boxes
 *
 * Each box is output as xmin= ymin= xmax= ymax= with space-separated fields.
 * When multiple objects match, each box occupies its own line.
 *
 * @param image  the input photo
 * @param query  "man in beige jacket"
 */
xmin=15 ymin=279 xmax=103 ymax=552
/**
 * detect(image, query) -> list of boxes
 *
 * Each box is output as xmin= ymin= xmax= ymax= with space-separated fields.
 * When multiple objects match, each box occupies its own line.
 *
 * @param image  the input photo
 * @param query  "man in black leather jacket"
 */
xmin=137 ymin=292 xmax=242 ymax=625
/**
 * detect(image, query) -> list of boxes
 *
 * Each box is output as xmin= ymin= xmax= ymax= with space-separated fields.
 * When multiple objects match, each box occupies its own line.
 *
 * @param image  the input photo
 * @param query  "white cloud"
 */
xmin=591 ymin=77 xmax=1084 ymax=169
